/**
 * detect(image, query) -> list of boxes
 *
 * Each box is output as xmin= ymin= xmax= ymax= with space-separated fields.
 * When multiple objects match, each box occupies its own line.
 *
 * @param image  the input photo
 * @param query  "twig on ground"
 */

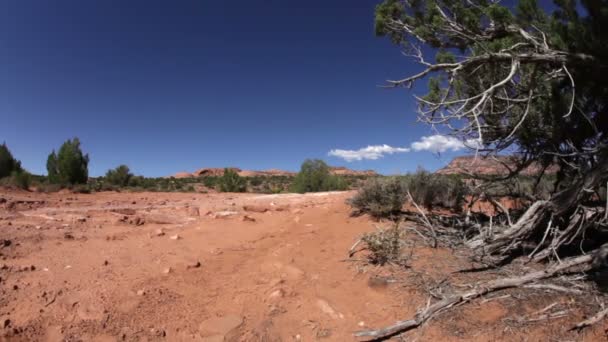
xmin=571 ymin=305 xmax=608 ymax=331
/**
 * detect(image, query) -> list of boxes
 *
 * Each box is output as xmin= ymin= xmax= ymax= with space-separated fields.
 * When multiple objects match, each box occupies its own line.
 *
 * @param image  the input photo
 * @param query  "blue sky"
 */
xmin=0 ymin=0 xmax=471 ymax=177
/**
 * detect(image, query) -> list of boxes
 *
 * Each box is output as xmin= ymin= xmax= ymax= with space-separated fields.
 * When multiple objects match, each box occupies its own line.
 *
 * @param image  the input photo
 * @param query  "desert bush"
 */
xmin=105 ymin=165 xmax=133 ymax=187
xmin=360 ymin=225 xmax=406 ymax=265
xmin=217 ymin=168 xmax=246 ymax=192
xmin=0 ymin=143 xmax=22 ymax=179
xmin=47 ymin=138 xmax=89 ymax=185
xmin=0 ymin=170 xmax=32 ymax=190
xmin=407 ymin=169 xmax=467 ymax=211
xmin=291 ymin=159 xmax=347 ymax=193
xmin=71 ymin=184 xmax=91 ymax=194
xmin=348 ymin=177 xmax=408 ymax=218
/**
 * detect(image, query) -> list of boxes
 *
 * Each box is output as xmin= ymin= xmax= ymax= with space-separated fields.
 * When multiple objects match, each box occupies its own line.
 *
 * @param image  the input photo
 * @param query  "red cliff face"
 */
xmin=436 ymin=155 xmax=558 ymax=176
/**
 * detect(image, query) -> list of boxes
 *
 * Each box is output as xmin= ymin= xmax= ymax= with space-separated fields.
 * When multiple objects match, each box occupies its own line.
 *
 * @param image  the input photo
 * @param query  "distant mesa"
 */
xmin=328 ymin=166 xmax=378 ymax=176
xmin=170 ymin=166 xmax=378 ymax=178
xmin=436 ymin=155 xmax=559 ymax=176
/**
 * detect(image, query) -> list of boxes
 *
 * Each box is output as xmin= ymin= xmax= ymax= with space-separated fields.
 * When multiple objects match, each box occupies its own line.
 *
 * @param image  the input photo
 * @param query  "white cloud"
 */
xmin=328 ymin=135 xmax=482 ymax=162
xmin=411 ymin=135 xmax=480 ymax=153
xmin=328 ymin=144 xmax=411 ymax=162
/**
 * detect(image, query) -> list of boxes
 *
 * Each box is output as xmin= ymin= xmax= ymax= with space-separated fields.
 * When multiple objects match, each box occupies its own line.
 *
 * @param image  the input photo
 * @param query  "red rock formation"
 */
xmin=436 ymin=155 xmax=558 ymax=176
xmin=329 ymin=167 xmax=378 ymax=176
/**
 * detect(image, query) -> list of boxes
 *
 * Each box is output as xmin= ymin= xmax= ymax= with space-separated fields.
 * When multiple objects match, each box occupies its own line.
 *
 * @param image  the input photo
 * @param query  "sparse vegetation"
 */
xmin=349 ymin=170 xmax=468 ymax=218
xmin=348 ymin=177 xmax=408 ymax=218
xmin=217 ymin=168 xmax=246 ymax=192
xmin=105 ymin=165 xmax=134 ymax=187
xmin=360 ymin=225 xmax=406 ymax=265
xmin=291 ymin=159 xmax=347 ymax=193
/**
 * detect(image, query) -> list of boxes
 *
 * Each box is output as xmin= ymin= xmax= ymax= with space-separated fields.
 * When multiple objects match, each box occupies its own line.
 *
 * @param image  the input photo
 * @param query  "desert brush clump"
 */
xmin=348 ymin=177 xmax=408 ymax=218
xmin=360 ymin=225 xmax=406 ymax=265
xmin=291 ymin=159 xmax=347 ymax=193
xmin=104 ymin=165 xmax=134 ymax=187
xmin=406 ymin=169 xmax=468 ymax=211
xmin=217 ymin=168 xmax=247 ymax=192
xmin=349 ymin=170 xmax=468 ymax=218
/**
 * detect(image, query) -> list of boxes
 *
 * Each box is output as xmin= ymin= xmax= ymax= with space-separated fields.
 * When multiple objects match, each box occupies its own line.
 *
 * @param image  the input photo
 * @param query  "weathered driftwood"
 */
xmin=354 ymin=248 xmax=601 ymax=341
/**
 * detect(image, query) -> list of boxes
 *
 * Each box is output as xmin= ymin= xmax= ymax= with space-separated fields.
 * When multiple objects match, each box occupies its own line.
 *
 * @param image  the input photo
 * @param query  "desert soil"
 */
xmin=0 ymin=190 xmax=606 ymax=341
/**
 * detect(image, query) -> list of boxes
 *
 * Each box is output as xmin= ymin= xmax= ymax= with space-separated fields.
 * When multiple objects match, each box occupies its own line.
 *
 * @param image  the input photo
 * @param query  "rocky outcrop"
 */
xmin=329 ymin=167 xmax=378 ymax=176
xmin=436 ymin=155 xmax=558 ymax=176
xmin=171 ymin=166 xmax=376 ymax=178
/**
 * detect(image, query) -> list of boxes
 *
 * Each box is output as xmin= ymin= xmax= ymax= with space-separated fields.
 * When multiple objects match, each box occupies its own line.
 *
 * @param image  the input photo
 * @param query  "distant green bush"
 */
xmin=217 ymin=168 xmax=246 ymax=192
xmin=47 ymin=138 xmax=89 ymax=185
xmin=105 ymin=165 xmax=133 ymax=187
xmin=291 ymin=159 xmax=348 ymax=193
xmin=348 ymin=177 xmax=408 ymax=218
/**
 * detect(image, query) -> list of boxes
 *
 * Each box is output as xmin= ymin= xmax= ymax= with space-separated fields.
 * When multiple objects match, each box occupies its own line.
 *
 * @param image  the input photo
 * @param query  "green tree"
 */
xmin=217 ymin=168 xmax=246 ymax=192
xmin=47 ymin=138 xmax=89 ymax=185
xmin=0 ymin=143 xmax=22 ymax=179
xmin=375 ymin=1 xmax=608 ymax=262
xmin=105 ymin=165 xmax=133 ymax=187
xmin=291 ymin=159 xmax=347 ymax=193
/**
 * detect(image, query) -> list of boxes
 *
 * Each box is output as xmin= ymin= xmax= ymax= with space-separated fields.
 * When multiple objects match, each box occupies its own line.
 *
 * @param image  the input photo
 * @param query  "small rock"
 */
xmin=2 ymin=239 xmax=11 ymax=248
xmin=295 ymin=334 xmax=302 ymax=341
xmin=243 ymin=205 xmax=269 ymax=213
xmin=169 ymin=234 xmax=180 ymax=240
xmin=268 ymin=289 xmax=284 ymax=300
xmin=154 ymin=228 xmax=165 ymax=237
xmin=213 ymin=211 xmax=239 ymax=219
xmin=103 ymin=260 xmax=109 ymax=266
xmin=242 ymin=215 xmax=256 ymax=222
xmin=137 ymin=290 xmax=146 ymax=296
xmin=162 ymin=267 xmax=172 ymax=274
xmin=63 ymin=233 xmax=74 ymax=240
xmin=3 ymin=319 xmax=10 ymax=328
xmin=358 ymin=321 xmax=366 ymax=327
xmin=64 ymin=265 xmax=72 ymax=269
xmin=186 ymin=260 xmax=201 ymax=269
xmin=13 ymin=285 xmax=18 ymax=290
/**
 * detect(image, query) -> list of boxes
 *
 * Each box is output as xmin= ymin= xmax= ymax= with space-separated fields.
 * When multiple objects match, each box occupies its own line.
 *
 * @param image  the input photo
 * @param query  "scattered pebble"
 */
xmin=162 ymin=267 xmax=172 ymax=274
xmin=137 ymin=289 xmax=146 ymax=296
xmin=169 ymin=234 xmax=180 ymax=240
xmin=242 ymin=215 xmax=256 ymax=222
xmin=358 ymin=321 xmax=366 ymax=327
xmin=186 ymin=261 xmax=201 ymax=269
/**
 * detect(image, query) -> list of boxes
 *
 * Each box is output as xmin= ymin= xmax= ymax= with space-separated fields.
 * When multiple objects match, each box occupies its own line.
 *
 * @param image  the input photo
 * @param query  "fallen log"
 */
xmin=354 ymin=246 xmax=604 ymax=341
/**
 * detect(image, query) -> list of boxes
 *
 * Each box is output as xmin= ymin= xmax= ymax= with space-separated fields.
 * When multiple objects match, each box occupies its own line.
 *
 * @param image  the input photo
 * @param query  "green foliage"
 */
xmin=407 ymin=169 xmax=468 ymax=211
xmin=47 ymin=138 xmax=89 ymax=185
xmin=291 ymin=159 xmax=348 ymax=193
xmin=217 ymin=168 xmax=246 ymax=192
xmin=0 ymin=143 xmax=22 ymax=179
xmin=349 ymin=170 xmax=468 ymax=218
xmin=348 ymin=177 xmax=408 ymax=218
xmin=105 ymin=165 xmax=133 ymax=187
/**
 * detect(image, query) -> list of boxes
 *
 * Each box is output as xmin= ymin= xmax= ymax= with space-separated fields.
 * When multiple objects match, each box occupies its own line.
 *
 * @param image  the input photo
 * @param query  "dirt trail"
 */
xmin=0 ymin=190 xmax=606 ymax=341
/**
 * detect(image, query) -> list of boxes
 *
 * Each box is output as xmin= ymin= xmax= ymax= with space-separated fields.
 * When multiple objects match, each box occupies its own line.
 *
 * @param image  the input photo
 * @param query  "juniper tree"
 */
xmin=0 ymin=143 xmax=22 ymax=179
xmin=47 ymin=138 xmax=89 ymax=185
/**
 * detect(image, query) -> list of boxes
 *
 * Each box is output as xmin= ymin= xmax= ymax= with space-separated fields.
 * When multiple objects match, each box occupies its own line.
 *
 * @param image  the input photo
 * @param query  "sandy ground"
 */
xmin=0 ymin=190 xmax=606 ymax=341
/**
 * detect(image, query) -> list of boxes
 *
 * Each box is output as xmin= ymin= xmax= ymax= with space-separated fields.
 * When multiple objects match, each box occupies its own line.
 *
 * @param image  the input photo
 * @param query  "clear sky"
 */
xmin=0 ymin=0 xmax=472 ymax=177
